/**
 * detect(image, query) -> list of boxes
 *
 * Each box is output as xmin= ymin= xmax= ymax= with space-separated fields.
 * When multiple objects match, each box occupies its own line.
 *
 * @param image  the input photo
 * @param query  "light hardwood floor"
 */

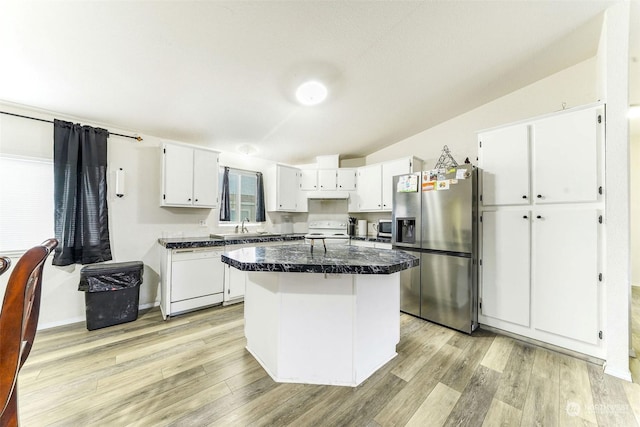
xmin=17 ymin=298 xmax=640 ymax=427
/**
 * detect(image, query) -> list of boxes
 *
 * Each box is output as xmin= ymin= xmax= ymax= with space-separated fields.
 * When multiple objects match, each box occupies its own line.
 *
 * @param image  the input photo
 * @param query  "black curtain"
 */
xmin=52 ymin=119 xmax=112 ymax=266
xmin=256 ymin=172 xmax=266 ymax=222
xmin=219 ymin=167 xmax=231 ymax=221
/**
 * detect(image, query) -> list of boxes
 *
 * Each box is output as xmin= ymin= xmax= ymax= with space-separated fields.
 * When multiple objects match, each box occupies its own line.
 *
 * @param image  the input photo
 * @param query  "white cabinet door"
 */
xmin=532 ymin=208 xmax=599 ymax=344
xmin=277 ymin=165 xmax=299 ymax=211
xmin=163 ymin=144 xmax=194 ymax=205
xmin=337 ymin=169 xmax=357 ymax=191
xmin=300 ymin=169 xmax=317 ymax=191
xmin=193 ymin=149 xmax=219 ymax=207
xmin=533 ymin=107 xmax=600 ymax=204
xmin=479 ymin=124 xmax=530 ymax=206
xmin=481 ymin=210 xmax=531 ymax=327
xmin=357 ymin=164 xmax=382 ymax=211
xmin=318 ymin=169 xmax=337 ymax=190
xmin=225 ymin=264 xmax=246 ymax=301
xmin=382 ymin=158 xmax=413 ymax=210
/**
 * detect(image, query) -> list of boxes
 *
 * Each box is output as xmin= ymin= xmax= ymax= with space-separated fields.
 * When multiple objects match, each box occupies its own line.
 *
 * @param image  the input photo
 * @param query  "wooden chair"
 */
xmin=0 ymin=239 xmax=58 ymax=426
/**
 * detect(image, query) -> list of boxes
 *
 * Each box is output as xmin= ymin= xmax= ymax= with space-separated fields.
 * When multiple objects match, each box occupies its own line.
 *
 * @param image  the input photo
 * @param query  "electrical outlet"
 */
xmin=198 ymin=220 xmax=206 ymax=226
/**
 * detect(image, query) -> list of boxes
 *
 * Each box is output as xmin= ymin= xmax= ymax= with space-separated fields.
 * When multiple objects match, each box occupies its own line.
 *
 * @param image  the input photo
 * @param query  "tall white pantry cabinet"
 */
xmin=478 ymin=103 xmax=605 ymax=359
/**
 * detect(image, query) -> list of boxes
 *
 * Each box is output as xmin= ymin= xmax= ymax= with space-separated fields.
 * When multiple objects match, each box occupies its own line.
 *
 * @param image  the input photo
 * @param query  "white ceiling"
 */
xmin=0 ymin=0 xmax=636 ymax=165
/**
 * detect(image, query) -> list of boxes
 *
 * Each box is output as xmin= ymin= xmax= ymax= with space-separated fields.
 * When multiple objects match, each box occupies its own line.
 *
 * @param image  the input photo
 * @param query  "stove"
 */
xmin=305 ymin=220 xmax=349 ymax=240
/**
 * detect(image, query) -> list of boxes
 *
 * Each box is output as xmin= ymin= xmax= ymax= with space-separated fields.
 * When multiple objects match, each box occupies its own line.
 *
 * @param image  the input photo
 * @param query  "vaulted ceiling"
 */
xmin=0 ymin=1 xmax=636 ymax=164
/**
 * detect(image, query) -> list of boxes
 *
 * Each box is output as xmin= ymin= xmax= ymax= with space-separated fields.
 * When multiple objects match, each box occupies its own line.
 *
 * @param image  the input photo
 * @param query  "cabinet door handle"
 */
xmin=537 ymin=194 xmax=543 ymax=199
xmin=536 ymin=215 xmax=542 ymax=219
xmin=522 ymin=195 xmax=527 ymax=199
xmin=523 ymin=215 xmax=528 ymax=219
xmin=188 ymin=198 xmax=192 ymax=201
xmin=195 ymin=199 xmax=198 ymax=202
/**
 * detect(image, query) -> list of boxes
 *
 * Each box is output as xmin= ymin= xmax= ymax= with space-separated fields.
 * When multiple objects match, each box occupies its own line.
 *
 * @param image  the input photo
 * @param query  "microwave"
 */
xmin=376 ymin=219 xmax=392 ymax=238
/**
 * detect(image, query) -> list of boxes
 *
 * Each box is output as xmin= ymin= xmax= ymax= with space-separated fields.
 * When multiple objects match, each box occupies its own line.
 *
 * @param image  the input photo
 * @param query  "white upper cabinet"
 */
xmin=382 ymin=157 xmax=420 ymax=210
xmin=318 ymin=169 xmax=338 ymax=190
xmin=161 ymin=143 xmax=219 ymax=208
xmin=533 ymin=107 xmax=600 ymax=204
xmin=337 ymin=169 xmax=357 ymax=191
xmin=356 ymin=164 xmax=383 ymax=211
xmin=356 ymin=157 xmax=421 ymax=212
xmin=193 ymin=150 xmax=219 ymax=207
xmin=479 ymin=105 xmax=602 ymax=206
xmin=478 ymin=124 xmax=530 ymax=206
xmin=267 ymin=164 xmax=300 ymax=212
xmin=300 ymin=169 xmax=318 ymax=190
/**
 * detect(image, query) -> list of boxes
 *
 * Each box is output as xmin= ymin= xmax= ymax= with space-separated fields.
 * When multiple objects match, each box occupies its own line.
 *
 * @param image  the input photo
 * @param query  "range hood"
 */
xmin=306 ymin=191 xmax=350 ymax=200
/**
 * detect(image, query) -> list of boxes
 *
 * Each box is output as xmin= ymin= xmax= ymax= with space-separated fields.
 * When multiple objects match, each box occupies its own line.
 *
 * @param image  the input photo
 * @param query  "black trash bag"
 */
xmin=79 ymin=261 xmax=143 ymax=292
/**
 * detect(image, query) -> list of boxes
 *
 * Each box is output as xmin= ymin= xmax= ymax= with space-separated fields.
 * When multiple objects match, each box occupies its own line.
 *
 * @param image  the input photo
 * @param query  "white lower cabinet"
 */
xmin=532 ymin=209 xmax=599 ymax=345
xmin=160 ymin=247 xmax=225 ymax=319
xmin=480 ymin=210 xmax=531 ymax=327
xmin=480 ymin=207 xmax=602 ymax=356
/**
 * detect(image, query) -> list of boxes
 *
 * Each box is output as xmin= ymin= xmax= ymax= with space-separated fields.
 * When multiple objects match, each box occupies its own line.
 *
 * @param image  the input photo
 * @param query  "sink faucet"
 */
xmin=241 ymin=217 xmax=249 ymax=233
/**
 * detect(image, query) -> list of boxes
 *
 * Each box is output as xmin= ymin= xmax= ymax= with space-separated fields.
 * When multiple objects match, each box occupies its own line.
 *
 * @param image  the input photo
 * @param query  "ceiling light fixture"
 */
xmin=296 ymin=81 xmax=327 ymax=106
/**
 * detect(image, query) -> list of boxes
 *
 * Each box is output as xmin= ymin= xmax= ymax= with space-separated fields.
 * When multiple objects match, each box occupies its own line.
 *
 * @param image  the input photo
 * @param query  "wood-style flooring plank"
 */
xmin=558 ymin=354 xmax=598 ymax=425
xmin=622 ymin=380 xmax=640 ymax=425
xmin=521 ymin=373 xmax=559 ymax=427
xmin=493 ymin=341 xmax=536 ymax=410
xmin=439 ymin=334 xmax=494 ymax=393
xmin=481 ymin=335 xmax=514 ymax=373
xmin=482 ymin=399 xmax=523 ymax=427
xmin=586 ymin=363 xmax=638 ymax=427
xmin=404 ymin=382 xmax=461 ymax=427
xmin=442 ymin=365 xmax=502 ymax=427
xmin=374 ymin=344 xmax=462 ymax=426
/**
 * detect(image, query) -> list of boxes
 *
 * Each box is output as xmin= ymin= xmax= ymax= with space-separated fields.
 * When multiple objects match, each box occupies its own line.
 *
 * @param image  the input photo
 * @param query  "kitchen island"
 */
xmin=222 ymin=244 xmax=418 ymax=387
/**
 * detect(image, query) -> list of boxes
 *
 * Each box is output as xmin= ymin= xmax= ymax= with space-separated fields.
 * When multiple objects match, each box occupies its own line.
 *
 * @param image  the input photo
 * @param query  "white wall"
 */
xmin=0 ymin=103 xmax=307 ymax=329
xmin=632 ymin=134 xmax=640 ymax=287
xmin=365 ymin=57 xmax=598 ymax=167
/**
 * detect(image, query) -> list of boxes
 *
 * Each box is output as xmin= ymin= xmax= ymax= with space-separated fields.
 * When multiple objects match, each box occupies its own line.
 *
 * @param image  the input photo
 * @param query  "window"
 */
xmin=219 ymin=168 xmax=258 ymax=222
xmin=0 ymin=155 xmax=54 ymax=253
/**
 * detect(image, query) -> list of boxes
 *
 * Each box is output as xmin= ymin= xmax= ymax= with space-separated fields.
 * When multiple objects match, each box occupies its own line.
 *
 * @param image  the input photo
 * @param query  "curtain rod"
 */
xmin=224 ymin=165 xmax=262 ymax=175
xmin=0 ymin=110 xmax=143 ymax=142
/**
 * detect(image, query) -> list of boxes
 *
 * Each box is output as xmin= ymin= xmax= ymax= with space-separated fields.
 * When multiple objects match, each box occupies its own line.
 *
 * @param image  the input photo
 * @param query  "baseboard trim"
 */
xmin=37 ymin=301 xmax=160 ymax=331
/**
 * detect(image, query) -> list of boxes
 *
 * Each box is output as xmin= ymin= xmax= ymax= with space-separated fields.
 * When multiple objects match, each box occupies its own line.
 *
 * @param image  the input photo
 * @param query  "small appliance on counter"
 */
xmin=375 ymin=219 xmax=392 ymax=239
xmin=357 ymin=220 xmax=367 ymax=237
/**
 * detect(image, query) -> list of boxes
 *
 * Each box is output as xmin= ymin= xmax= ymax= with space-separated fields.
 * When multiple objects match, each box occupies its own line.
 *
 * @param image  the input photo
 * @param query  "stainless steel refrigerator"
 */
xmin=392 ymin=165 xmax=478 ymax=334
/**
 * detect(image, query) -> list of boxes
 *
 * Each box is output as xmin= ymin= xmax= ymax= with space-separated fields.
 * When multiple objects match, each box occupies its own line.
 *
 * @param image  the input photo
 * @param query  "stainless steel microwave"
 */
xmin=376 ymin=219 xmax=392 ymax=238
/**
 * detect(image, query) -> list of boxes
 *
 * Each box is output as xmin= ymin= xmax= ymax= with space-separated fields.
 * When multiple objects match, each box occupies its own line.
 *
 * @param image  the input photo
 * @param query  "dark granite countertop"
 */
xmin=221 ymin=244 xmax=418 ymax=275
xmin=158 ymin=234 xmax=305 ymax=249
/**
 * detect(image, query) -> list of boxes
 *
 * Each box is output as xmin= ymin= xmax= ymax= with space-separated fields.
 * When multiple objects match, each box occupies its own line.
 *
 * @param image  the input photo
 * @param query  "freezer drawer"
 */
xmin=420 ymin=252 xmax=475 ymax=333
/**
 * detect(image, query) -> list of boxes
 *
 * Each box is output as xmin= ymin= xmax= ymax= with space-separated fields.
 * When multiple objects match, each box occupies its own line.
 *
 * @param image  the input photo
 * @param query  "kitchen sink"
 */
xmin=210 ymin=232 xmax=280 ymax=240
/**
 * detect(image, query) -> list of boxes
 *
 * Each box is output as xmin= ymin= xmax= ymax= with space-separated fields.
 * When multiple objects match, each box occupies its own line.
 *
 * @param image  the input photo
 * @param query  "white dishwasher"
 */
xmin=169 ymin=248 xmax=224 ymax=315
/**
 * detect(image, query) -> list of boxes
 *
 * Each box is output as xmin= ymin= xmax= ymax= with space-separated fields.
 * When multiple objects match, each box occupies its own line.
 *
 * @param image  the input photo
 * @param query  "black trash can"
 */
xmin=79 ymin=261 xmax=144 ymax=331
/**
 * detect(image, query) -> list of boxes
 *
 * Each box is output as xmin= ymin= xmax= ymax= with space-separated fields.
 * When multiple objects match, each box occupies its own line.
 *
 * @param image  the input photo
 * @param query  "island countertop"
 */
xmin=221 ymin=244 xmax=418 ymax=274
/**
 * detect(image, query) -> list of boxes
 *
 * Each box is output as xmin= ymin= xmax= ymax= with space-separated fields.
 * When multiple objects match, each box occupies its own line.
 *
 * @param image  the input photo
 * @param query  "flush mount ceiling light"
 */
xmin=237 ymin=144 xmax=257 ymax=156
xmin=296 ymin=81 xmax=327 ymax=106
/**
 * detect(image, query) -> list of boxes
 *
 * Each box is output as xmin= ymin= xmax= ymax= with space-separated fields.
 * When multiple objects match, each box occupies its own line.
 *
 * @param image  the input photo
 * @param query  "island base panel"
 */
xmin=244 ymin=271 xmax=400 ymax=387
